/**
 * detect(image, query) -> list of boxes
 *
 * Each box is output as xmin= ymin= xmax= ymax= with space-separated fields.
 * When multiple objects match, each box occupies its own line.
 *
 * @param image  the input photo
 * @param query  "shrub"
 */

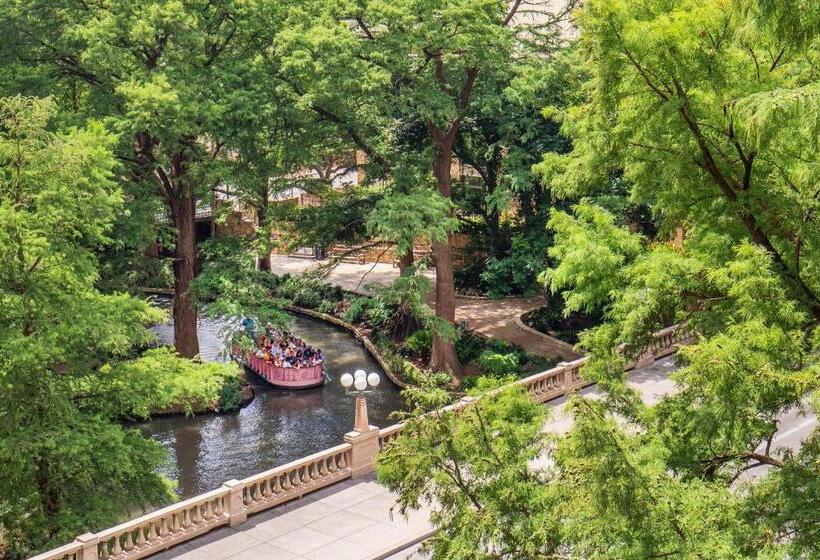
xmin=403 ymin=329 xmax=432 ymax=359
xmin=480 ymin=233 xmax=550 ymax=298
xmin=344 ymin=297 xmax=371 ymax=324
xmin=522 ymin=293 xmax=602 ymax=344
xmin=100 ymin=348 xmax=242 ymax=418
xmin=455 ymin=325 xmax=486 ymax=364
xmin=218 ymin=377 xmax=243 ymax=411
xmin=317 ymin=299 xmax=336 ymax=314
xmin=477 ymin=351 xmax=521 ymax=378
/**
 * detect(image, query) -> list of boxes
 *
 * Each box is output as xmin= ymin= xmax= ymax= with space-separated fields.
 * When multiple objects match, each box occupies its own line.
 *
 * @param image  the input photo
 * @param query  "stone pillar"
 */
xmin=222 ymin=479 xmax=247 ymax=527
xmin=76 ymin=533 xmax=99 ymax=560
xmin=558 ymin=362 xmax=572 ymax=394
xmin=344 ymin=427 xmax=381 ymax=479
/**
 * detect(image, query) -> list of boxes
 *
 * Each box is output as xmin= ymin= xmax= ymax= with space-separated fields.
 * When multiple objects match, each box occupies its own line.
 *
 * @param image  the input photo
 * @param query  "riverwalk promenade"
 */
xmin=146 ymin=354 xmax=815 ymax=560
xmin=145 ymin=354 xmax=816 ymax=559
xmin=147 ymin=357 xmax=679 ymax=560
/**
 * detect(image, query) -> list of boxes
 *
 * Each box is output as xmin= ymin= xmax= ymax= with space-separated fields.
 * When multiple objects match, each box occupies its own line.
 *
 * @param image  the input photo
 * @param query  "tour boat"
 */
xmin=232 ymin=345 xmax=326 ymax=390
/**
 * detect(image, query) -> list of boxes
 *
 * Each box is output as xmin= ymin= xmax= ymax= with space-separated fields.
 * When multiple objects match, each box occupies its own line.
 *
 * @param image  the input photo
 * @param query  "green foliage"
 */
xmin=541 ymin=204 xmax=644 ymax=315
xmin=476 ymin=351 xmax=520 ymax=378
xmin=402 ymin=329 xmax=432 ymax=360
xmin=367 ymin=187 xmax=458 ymax=257
xmin=0 ymin=96 xmax=174 ymax=556
xmin=316 ymin=299 xmax=336 ymax=314
xmin=96 ymin=348 xmax=242 ymax=419
xmin=217 ymin=375 xmax=243 ymax=412
xmin=454 ymin=325 xmax=487 ymax=364
xmin=480 ymin=233 xmax=550 ymax=298
xmin=532 ymin=0 xmax=820 ymax=556
xmin=523 ymin=294 xmax=603 ymax=345
xmin=342 ymin=297 xmax=372 ymax=324
xmin=377 ymin=385 xmax=557 ymax=559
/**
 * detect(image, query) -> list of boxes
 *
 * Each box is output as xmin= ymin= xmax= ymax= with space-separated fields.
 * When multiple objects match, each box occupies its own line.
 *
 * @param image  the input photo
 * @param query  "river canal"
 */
xmin=141 ymin=298 xmax=405 ymax=499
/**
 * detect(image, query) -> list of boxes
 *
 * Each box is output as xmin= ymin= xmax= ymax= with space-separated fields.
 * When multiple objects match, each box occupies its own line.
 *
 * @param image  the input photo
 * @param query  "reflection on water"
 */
xmin=140 ymin=298 xmax=406 ymax=499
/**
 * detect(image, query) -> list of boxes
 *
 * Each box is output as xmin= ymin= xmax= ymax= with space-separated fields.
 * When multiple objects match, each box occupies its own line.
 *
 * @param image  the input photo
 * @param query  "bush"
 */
xmin=403 ymin=329 xmax=432 ymax=359
xmin=98 ymin=348 xmax=242 ymax=419
xmin=217 ymin=377 xmax=243 ymax=411
xmin=480 ymin=234 xmax=550 ymax=298
xmin=522 ymin=293 xmax=602 ymax=344
xmin=477 ymin=351 xmax=521 ymax=378
xmin=455 ymin=327 xmax=486 ymax=364
xmin=343 ymin=297 xmax=371 ymax=324
xmin=317 ymin=299 xmax=336 ymax=314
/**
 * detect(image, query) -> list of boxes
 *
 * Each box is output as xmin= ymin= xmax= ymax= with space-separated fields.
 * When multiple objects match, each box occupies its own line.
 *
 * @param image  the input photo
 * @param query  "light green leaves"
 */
xmin=541 ymin=203 xmax=644 ymax=315
xmin=367 ymin=187 xmax=458 ymax=255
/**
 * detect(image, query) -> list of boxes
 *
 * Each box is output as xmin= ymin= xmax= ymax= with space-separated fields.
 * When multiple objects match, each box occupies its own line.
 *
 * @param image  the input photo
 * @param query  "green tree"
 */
xmin=538 ymin=0 xmax=820 ymax=556
xmin=277 ymin=0 xmax=573 ymax=375
xmin=380 ymin=1 xmax=819 ymax=557
xmin=377 ymin=383 xmax=563 ymax=560
xmin=0 ymin=96 xmax=175 ymax=557
xmin=1 ymin=0 xmax=282 ymax=358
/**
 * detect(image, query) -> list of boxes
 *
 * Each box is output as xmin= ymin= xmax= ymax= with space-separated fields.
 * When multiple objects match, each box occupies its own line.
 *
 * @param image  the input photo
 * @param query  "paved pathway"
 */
xmin=150 ymin=474 xmax=433 ymax=560
xmin=269 ymin=255 xmax=578 ymax=360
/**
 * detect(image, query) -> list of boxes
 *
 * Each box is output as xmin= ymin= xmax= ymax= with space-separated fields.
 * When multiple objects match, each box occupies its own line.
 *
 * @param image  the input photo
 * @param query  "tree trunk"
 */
xmin=397 ymin=249 xmax=415 ymax=276
xmin=257 ymin=202 xmax=271 ymax=272
xmin=429 ymin=140 xmax=462 ymax=376
xmin=170 ymin=183 xmax=200 ymax=358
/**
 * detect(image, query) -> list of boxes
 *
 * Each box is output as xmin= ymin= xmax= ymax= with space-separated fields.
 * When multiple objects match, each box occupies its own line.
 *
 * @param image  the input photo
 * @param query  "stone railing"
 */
xmin=31 ymin=326 xmax=688 ymax=560
xmin=29 ymin=445 xmax=353 ymax=560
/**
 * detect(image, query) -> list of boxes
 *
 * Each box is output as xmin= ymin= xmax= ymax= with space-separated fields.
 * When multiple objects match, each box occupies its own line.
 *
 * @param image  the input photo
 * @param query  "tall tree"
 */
xmin=278 ymin=0 xmax=573 ymax=374
xmin=1 ymin=0 xmax=277 ymax=357
xmin=0 ymin=96 xmax=174 ymax=557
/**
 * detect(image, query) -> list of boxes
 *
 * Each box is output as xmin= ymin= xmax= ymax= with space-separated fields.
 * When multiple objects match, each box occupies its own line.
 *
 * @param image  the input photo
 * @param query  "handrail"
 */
xmin=31 ymin=325 xmax=688 ymax=560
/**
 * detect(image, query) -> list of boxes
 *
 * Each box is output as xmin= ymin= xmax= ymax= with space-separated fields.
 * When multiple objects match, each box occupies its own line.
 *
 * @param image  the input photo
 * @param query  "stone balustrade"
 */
xmin=29 ymin=446 xmax=353 ymax=560
xmin=241 ymin=444 xmax=352 ymax=516
xmin=31 ymin=325 xmax=688 ymax=560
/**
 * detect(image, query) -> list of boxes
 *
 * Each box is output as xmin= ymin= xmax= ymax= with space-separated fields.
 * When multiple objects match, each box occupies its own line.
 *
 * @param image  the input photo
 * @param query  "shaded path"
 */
xmin=269 ymin=255 xmax=578 ymax=360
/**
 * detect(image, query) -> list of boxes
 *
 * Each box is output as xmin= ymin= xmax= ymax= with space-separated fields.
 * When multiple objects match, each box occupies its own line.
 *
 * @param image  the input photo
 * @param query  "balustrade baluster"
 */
xmin=112 ymin=535 xmax=122 ymax=556
xmin=272 ymin=475 xmax=282 ymax=494
xmin=98 ymin=540 xmax=109 ymax=559
xmin=135 ymin=525 xmax=146 ymax=547
xmin=215 ymin=496 xmax=224 ymax=517
xmin=124 ymin=530 xmax=134 ymax=551
xmin=191 ymin=504 xmax=201 ymax=525
xmin=242 ymin=487 xmax=252 ymax=506
xmin=172 ymin=512 xmax=180 ymax=533
xmin=159 ymin=516 xmax=169 ymax=537
xmin=203 ymin=500 xmax=212 ymax=519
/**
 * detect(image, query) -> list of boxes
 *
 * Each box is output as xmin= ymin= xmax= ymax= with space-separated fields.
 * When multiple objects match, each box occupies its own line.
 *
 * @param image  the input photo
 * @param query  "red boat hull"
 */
xmin=234 ymin=349 xmax=325 ymax=389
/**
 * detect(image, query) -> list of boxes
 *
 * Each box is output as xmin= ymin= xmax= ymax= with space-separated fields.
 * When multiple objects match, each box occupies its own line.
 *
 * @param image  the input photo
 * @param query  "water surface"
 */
xmin=142 ymin=299 xmax=405 ymax=499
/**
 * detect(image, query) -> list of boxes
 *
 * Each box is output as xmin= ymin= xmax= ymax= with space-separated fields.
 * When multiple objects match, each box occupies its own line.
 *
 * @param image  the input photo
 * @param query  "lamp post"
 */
xmin=340 ymin=369 xmax=381 ymax=433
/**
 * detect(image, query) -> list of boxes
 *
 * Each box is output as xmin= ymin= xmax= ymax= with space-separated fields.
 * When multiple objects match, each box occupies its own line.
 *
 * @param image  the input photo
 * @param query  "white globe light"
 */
xmin=354 ymin=376 xmax=367 ymax=391
xmin=340 ymin=373 xmax=354 ymax=388
xmin=354 ymin=369 xmax=366 ymax=379
xmin=367 ymin=372 xmax=381 ymax=387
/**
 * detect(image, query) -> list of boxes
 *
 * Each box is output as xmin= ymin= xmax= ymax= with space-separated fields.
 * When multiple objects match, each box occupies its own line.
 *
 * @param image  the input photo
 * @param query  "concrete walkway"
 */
xmin=269 ymin=255 xmax=578 ymax=360
xmin=150 ymin=474 xmax=433 ymax=560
